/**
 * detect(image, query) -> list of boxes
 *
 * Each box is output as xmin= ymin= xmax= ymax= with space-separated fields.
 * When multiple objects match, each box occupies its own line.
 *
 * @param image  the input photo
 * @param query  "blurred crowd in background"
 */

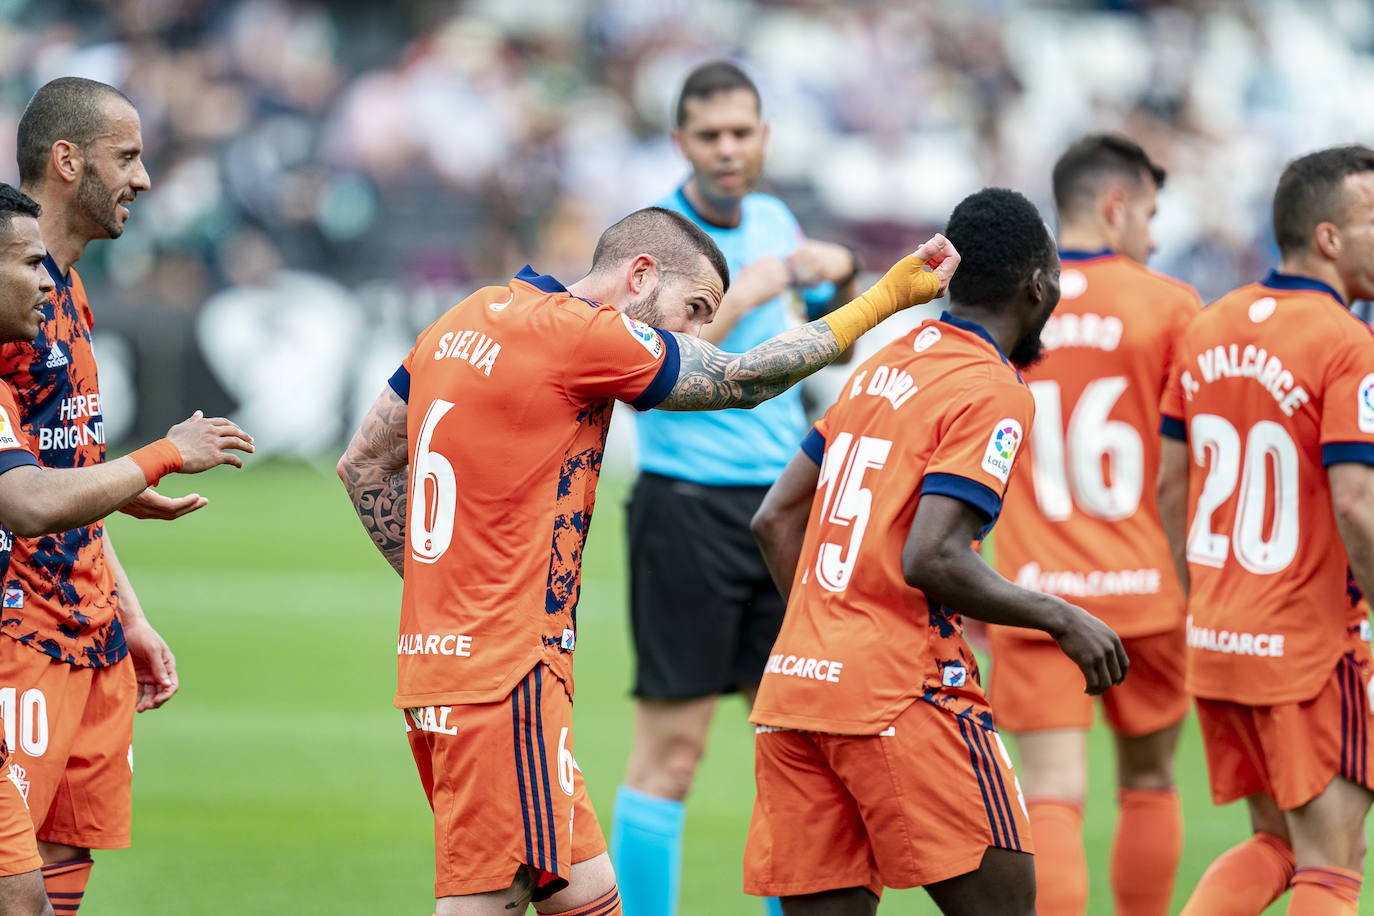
xmin=0 ymin=0 xmax=1372 ymax=454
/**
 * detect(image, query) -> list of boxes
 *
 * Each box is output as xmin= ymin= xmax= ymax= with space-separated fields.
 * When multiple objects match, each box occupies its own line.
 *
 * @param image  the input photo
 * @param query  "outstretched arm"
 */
xmin=658 ymin=235 xmax=957 ymax=411
xmin=0 ymin=412 xmax=252 ymax=537
xmin=337 ymin=386 xmax=409 ymax=577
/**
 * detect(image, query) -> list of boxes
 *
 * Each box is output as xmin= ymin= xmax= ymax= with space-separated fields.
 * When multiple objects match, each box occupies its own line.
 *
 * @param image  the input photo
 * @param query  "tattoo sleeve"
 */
xmin=657 ymin=321 xmax=842 ymax=411
xmin=337 ymin=387 xmax=410 ymax=577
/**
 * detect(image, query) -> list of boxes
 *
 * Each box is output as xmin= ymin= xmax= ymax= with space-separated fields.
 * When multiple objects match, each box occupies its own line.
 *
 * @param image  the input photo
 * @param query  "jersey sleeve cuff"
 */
xmin=388 ymin=365 xmax=411 ymax=403
xmin=800 ymin=427 xmax=826 ymax=466
xmin=0 ymin=450 xmax=39 ymax=476
xmin=1160 ymin=415 xmax=1186 ymax=441
xmin=921 ymin=472 xmax=1001 ymax=523
xmin=1322 ymin=442 xmax=1374 ymax=466
xmin=629 ymin=329 xmax=681 ymax=411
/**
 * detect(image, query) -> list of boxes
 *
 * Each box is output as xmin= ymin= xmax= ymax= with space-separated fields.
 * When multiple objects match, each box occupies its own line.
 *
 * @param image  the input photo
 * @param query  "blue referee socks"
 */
xmin=611 ymin=785 xmax=685 ymax=916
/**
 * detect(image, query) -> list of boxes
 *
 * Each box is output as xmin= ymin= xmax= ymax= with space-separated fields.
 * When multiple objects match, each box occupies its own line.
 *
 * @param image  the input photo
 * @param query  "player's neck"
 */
xmin=1056 ymin=225 xmax=1113 ymax=254
xmin=682 ymin=179 xmax=743 ymax=229
xmin=947 ymin=304 xmax=1018 ymax=354
xmin=1275 ymin=256 xmax=1348 ymax=305
xmin=28 ymin=191 xmax=88 ymax=278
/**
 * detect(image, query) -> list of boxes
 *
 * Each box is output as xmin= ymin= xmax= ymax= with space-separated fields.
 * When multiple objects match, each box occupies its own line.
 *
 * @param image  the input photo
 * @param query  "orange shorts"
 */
xmin=1195 ymin=650 xmax=1373 ymax=811
xmin=0 ymin=757 xmax=40 ymax=877
xmin=0 ymin=639 xmax=134 ymax=849
xmin=744 ymin=699 xmax=1033 ymax=897
xmin=988 ymin=626 xmax=1186 ymax=737
xmin=405 ymin=664 xmax=605 ymax=901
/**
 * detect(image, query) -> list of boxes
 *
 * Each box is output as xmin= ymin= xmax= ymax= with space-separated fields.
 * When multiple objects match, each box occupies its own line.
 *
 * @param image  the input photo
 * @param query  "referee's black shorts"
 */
xmin=627 ymin=471 xmax=785 ymax=700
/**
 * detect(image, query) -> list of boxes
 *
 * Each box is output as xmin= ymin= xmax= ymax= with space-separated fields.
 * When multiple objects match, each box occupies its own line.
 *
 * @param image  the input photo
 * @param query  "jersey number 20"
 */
xmin=1186 ymin=414 xmax=1298 ymax=575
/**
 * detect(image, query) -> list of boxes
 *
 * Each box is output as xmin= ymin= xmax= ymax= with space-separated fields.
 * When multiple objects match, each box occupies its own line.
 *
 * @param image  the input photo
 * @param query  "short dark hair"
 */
xmin=1272 ymin=145 xmax=1374 ymax=258
xmin=0 ymin=183 xmax=41 ymax=234
xmin=1052 ymin=133 xmax=1166 ymax=219
xmin=675 ymin=61 xmax=760 ymax=127
xmin=945 ymin=188 xmax=1055 ymax=309
xmin=591 ymin=206 xmax=730 ymax=293
xmin=17 ymin=77 xmax=135 ymax=186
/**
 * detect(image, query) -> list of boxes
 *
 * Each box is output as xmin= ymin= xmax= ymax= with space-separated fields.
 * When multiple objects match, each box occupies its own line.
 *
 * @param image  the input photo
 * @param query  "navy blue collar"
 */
xmin=940 ymin=310 xmax=1009 ymax=363
xmin=1260 ymin=270 xmax=1344 ymax=306
xmin=42 ymin=254 xmax=67 ymax=288
xmin=515 ymin=265 xmax=568 ymax=294
xmin=1059 ymin=248 xmax=1114 ymax=262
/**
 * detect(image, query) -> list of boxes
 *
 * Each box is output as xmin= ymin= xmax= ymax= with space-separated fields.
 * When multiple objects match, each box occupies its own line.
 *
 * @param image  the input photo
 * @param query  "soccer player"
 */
xmin=3 ymin=77 xmax=227 ymax=913
xmin=745 ymin=188 xmax=1128 ymax=916
xmin=613 ymin=60 xmax=861 ymax=916
xmin=337 ymin=206 xmax=958 ymax=915
xmin=985 ymin=135 xmax=1200 ymax=916
xmin=0 ymin=186 xmax=250 ymax=916
xmin=1161 ymin=145 xmax=1374 ymax=915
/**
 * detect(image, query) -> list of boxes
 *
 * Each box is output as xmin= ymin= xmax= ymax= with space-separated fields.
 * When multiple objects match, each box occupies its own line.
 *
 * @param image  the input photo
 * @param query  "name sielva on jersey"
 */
xmin=432 ymin=328 xmax=503 ymax=376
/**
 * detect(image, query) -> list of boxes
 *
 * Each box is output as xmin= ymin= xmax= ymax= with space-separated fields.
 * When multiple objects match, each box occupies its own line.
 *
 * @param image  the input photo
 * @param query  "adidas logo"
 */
xmin=44 ymin=345 xmax=67 ymax=369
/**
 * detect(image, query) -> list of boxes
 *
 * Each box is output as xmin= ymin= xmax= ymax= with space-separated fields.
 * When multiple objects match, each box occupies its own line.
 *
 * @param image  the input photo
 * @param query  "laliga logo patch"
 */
xmin=1360 ymin=374 xmax=1374 ymax=433
xmin=942 ymin=662 xmax=968 ymax=688
xmin=0 ymin=407 xmax=18 ymax=450
xmin=981 ymin=418 xmax=1022 ymax=483
xmin=913 ymin=326 xmax=942 ymax=352
xmin=1248 ymin=297 xmax=1277 ymax=323
xmin=620 ymin=315 xmax=663 ymax=359
xmin=1060 ymin=269 xmax=1088 ymax=300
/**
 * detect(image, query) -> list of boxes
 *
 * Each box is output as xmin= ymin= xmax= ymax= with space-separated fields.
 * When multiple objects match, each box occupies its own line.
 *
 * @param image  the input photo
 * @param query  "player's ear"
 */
xmin=50 ymin=140 xmax=82 ymax=186
xmin=627 ymin=254 xmax=659 ymax=296
xmin=1100 ymin=186 xmax=1126 ymax=231
xmin=1314 ymin=221 xmax=1342 ymax=261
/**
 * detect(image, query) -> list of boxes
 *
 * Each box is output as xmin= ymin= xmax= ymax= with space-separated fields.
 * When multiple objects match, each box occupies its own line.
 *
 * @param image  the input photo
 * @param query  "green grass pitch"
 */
xmin=78 ymin=461 xmax=1364 ymax=913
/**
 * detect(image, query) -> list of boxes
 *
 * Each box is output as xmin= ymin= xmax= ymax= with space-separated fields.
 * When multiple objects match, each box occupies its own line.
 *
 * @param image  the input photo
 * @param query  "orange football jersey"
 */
xmin=1160 ymin=271 xmax=1374 ymax=705
xmin=994 ymin=251 xmax=1199 ymax=638
xmin=392 ymin=267 xmax=680 ymax=708
xmin=750 ymin=313 xmax=1036 ymax=735
xmin=0 ymin=259 xmax=122 ymax=668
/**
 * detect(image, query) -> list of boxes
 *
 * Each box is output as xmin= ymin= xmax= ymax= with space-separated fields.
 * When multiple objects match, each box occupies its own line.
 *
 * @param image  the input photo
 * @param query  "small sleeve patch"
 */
xmin=0 ymin=406 xmax=23 ymax=451
xmin=620 ymin=315 xmax=664 ymax=359
xmin=1358 ymin=373 xmax=1374 ymax=432
xmin=980 ymin=418 xmax=1022 ymax=483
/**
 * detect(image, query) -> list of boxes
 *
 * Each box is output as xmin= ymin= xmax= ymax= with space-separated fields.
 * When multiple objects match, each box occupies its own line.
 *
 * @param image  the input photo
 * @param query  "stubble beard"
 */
xmin=76 ymin=167 xmax=125 ymax=240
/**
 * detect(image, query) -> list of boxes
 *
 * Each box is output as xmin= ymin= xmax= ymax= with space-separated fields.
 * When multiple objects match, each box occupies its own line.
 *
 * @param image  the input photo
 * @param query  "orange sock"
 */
xmin=1288 ymin=866 xmax=1361 ymax=915
xmin=547 ymin=886 xmax=622 ymax=916
xmin=1027 ymin=799 xmax=1088 ymax=916
xmin=1111 ymin=788 xmax=1183 ymax=916
xmin=41 ymin=857 xmax=92 ymax=915
xmin=1180 ymin=832 xmax=1295 ymax=915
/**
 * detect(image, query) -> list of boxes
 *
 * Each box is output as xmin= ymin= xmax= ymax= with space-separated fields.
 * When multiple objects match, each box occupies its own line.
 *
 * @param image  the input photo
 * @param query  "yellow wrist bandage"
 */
xmin=820 ymin=254 xmax=942 ymax=350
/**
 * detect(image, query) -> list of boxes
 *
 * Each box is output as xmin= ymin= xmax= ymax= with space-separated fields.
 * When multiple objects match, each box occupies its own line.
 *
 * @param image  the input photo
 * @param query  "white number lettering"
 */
xmin=556 ymin=727 xmax=575 ymax=797
xmin=0 ymin=687 xmax=48 ymax=757
xmin=814 ymin=433 xmax=892 ymax=592
xmin=1028 ymin=377 xmax=1143 ymax=522
xmin=1186 ymin=415 xmax=1299 ymax=574
xmin=410 ymin=399 xmax=458 ymax=564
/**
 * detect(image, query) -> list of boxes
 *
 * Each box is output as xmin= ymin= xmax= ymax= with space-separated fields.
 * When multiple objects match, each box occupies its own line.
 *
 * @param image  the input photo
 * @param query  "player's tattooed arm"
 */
xmin=658 ymin=322 xmax=842 ymax=411
xmin=337 ymin=385 xmax=409 ymax=577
